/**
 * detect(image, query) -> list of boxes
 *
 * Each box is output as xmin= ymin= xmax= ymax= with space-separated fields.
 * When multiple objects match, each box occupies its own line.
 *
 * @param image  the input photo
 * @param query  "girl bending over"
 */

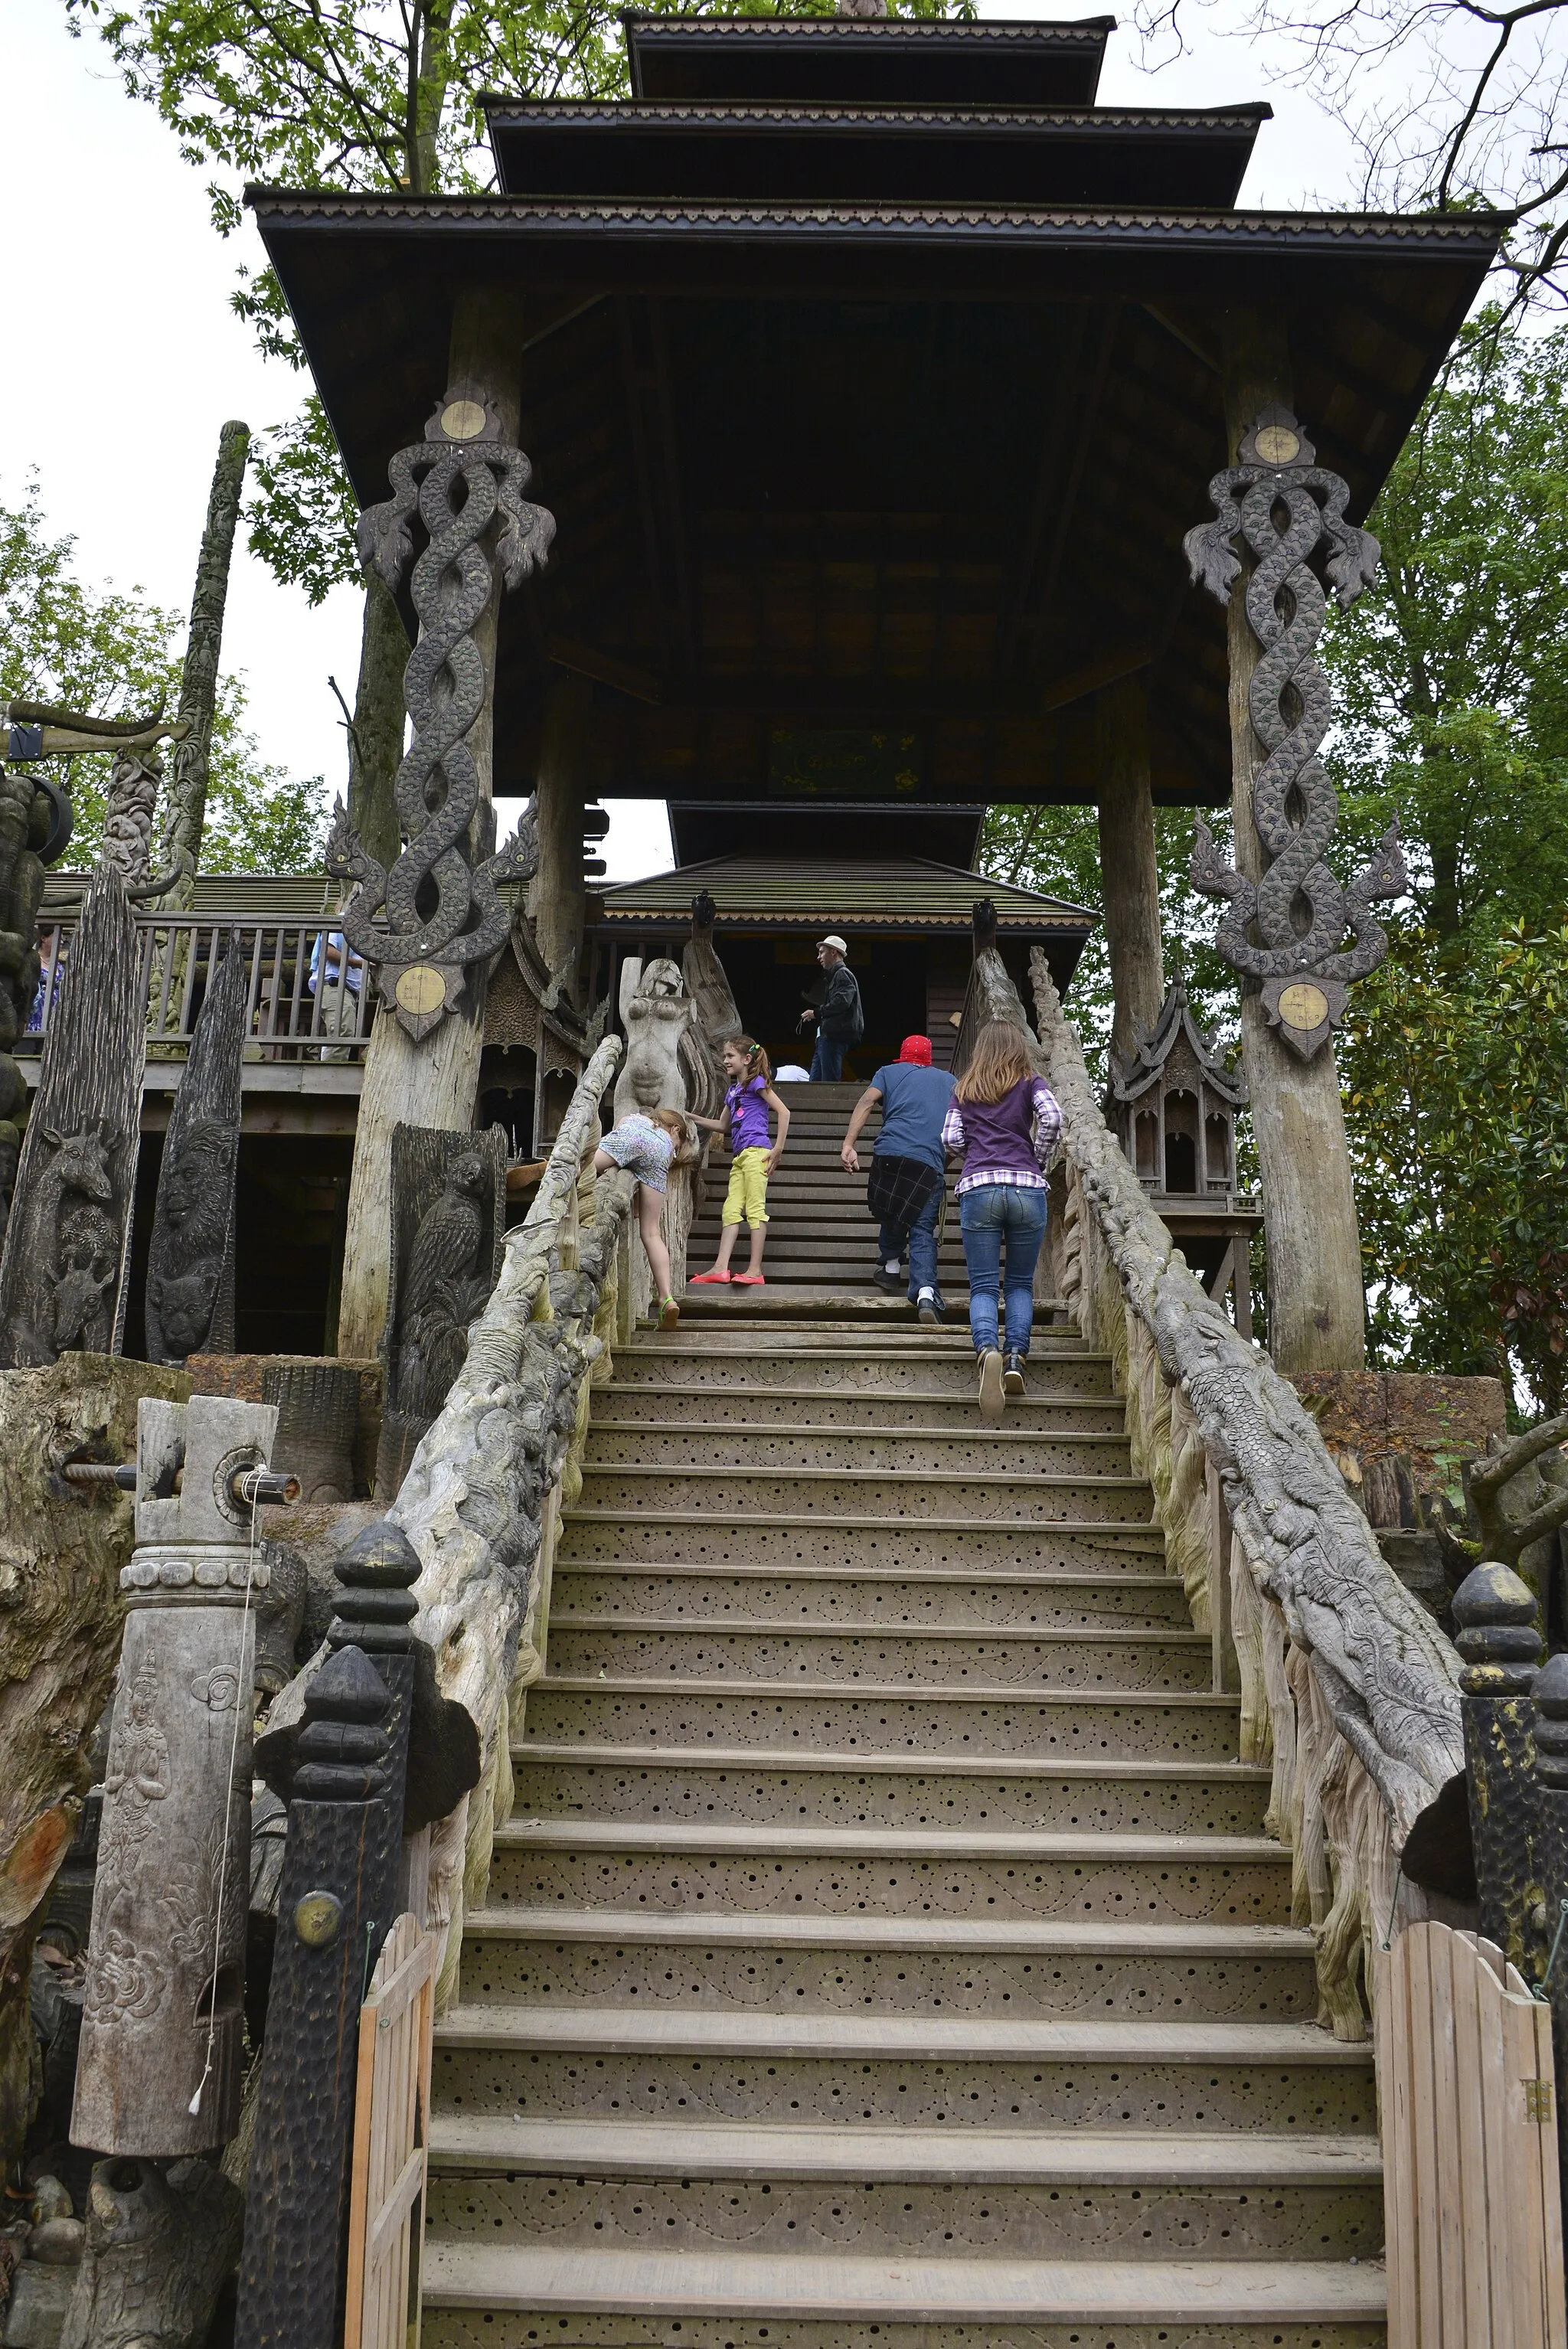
xmin=596 ymin=1105 xmax=698 ymax=1329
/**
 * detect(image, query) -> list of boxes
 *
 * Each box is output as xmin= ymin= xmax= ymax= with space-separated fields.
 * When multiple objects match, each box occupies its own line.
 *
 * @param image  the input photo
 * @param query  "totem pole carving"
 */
xmin=72 ymin=1396 xmax=296 ymax=2155
xmin=615 ymin=956 xmax=710 ymax=1125
xmin=326 ymin=384 xmax=554 ymax=1041
xmin=374 ymin=1122 xmax=508 ymax=1495
xmin=1184 ymin=404 xmax=1406 ymax=1059
xmin=0 ymin=864 xmax=144 ymax=1368
xmin=102 ymin=744 xmax=162 ymax=888
xmin=145 ymin=936 xmax=247 ymax=1364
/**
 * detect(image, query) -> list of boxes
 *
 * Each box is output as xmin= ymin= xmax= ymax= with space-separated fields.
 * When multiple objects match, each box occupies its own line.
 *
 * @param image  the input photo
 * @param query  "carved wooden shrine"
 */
xmin=1109 ymin=974 xmax=1246 ymax=1201
xmin=144 ymin=934 xmax=247 ymax=1364
xmin=1185 ymin=404 xmax=1408 ymax=1060
xmin=72 ymin=1395 xmax=289 ymax=2155
xmin=374 ymin=1122 xmax=508 ymax=1495
xmin=0 ymin=864 xmax=144 ymax=1367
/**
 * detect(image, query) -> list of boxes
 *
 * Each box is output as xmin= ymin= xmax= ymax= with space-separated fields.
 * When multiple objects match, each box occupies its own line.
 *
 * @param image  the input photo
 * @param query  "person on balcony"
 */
xmin=308 ymin=922 xmax=366 ymax=1062
xmin=838 ymin=1034 xmax=954 ymax=1322
xmin=797 ymin=936 xmax=862 ymax=1082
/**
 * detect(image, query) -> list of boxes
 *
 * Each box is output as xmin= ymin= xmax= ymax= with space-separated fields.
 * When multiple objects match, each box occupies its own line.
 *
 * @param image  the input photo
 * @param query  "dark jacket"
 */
xmin=815 ymin=961 xmax=863 ymax=1042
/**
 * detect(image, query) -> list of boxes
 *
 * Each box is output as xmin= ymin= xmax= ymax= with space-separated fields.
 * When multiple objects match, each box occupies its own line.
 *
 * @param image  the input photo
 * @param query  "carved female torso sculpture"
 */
xmin=614 ymin=957 xmax=694 ymax=1126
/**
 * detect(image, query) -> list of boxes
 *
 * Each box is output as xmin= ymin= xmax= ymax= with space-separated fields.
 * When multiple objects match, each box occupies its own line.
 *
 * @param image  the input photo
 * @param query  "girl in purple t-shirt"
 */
xmin=688 ymin=1038 xmax=792 ymax=1286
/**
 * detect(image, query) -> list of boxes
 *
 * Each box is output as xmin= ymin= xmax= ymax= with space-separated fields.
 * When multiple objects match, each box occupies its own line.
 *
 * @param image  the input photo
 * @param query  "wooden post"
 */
xmin=1453 ymin=1560 xmax=1544 ymax=1976
xmin=528 ymin=671 xmax=590 ymax=995
xmin=337 ymin=291 xmax=525 ymax=1363
xmin=152 ymin=422 xmax=251 ymax=912
xmin=144 ymin=933 xmax=246 ymax=1363
xmin=1219 ymin=309 xmax=1367 ymax=1374
xmin=1094 ymin=676 xmax=1164 ymax=1065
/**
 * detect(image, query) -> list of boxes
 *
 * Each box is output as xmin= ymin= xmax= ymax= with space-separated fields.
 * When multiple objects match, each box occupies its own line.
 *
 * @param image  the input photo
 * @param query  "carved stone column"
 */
xmin=336 ymin=291 xmax=548 ymax=1362
xmin=1197 ymin=312 xmax=1383 ymax=1375
xmin=1530 ymin=1650 xmax=1568 ymax=2187
xmin=1452 ymin=1560 xmax=1544 ymax=1975
xmin=72 ymin=1396 xmax=285 ymax=2153
xmin=1094 ymin=677 xmax=1164 ymax=1066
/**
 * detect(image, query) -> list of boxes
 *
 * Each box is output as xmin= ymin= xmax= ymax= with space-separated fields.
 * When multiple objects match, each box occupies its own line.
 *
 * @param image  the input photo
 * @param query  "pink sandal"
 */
xmin=689 ymin=1269 xmax=732 ymax=1285
xmin=733 ymin=1273 xmax=766 ymax=1286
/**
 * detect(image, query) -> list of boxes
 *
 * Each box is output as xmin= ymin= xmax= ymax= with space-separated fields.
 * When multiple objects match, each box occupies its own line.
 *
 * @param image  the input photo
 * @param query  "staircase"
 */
xmin=420 ymin=1302 xmax=1386 ymax=2347
xmin=686 ymin=1081 xmax=972 ymax=1297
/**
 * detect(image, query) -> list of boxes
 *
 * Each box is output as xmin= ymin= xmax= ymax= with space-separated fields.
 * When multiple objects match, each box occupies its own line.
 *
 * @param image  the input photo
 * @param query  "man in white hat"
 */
xmin=799 ymin=935 xmax=863 ymax=1083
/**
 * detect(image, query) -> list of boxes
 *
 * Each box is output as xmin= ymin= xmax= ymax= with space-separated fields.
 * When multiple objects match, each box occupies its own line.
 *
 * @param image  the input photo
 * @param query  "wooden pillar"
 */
xmin=1220 ymin=309 xmax=1367 ymax=1374
xmin=1095 ymin=676 xmax=1164 ymax=1065
xmin=337 ymin=289 xmax=524 ymax=1364
xmin=528 ymin=672 xmax=590 ymax=995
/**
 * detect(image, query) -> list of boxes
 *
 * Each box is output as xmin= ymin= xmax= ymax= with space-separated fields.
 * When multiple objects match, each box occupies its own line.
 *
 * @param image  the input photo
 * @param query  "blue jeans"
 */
xmin=878 ymin=1184 xmax=942 ymax=1304
xmin=809 ymin=1031 xmax=846 ymax=1081
xmin=959 ymin=1184 xmax=1047 ymax=1357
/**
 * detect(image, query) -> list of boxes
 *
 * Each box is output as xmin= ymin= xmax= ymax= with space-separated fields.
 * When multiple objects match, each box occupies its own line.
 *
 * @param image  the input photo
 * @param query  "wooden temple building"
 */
xmin=12 ymin=12 xmax=1537 ymax=2348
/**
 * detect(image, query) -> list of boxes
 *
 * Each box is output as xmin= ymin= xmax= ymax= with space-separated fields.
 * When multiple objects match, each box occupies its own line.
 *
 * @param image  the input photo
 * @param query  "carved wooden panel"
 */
xmin=375 ymin=1122 xmax=508 ymax=1498
xmin=145 ymin=934 xmax=246 ymax=1364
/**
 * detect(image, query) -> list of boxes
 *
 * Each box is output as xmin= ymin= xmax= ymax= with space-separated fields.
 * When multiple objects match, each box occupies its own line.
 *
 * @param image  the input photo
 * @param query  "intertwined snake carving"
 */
xmin=326 ymin=407 xmax=555 ymax=1037
xmin=1184 ymin=405 xmax=1406 ymax=1057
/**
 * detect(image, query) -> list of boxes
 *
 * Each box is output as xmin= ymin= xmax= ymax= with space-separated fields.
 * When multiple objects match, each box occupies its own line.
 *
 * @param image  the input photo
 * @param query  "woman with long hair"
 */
xmin=941 ymin=1024 xmax=1062 ymax=1418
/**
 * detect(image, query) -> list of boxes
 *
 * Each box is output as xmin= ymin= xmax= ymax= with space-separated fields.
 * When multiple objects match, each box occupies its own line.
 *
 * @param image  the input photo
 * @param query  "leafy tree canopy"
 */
xmin=1 ymin=477 xmax=326 ymax=872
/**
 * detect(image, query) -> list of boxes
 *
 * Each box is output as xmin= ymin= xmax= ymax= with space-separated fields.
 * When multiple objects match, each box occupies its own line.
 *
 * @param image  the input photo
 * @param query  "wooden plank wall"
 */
xmin=345 ymin=1914 xmax=437 ymax=2349
xmin=1378 ymin=1919 xmax=1566 ymax=2349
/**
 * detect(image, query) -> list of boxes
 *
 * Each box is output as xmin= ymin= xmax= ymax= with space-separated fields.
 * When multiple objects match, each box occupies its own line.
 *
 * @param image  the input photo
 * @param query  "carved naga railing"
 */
xmin=975 ymin=947 xmax=1465 ymax=2037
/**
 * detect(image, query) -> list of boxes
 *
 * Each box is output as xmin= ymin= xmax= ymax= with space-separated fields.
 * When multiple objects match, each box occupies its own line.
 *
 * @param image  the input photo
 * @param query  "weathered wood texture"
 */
xmin=262 ymin=1359 xmax=361 ymax=1504
xmin=1094 ymin=677 xmax=1164 ymax=1065
xmin=1016 ymin=943 xmax=1463 ymax=2033
xmin=0 ymin=766 xmax=50 ymax=1250
xmin=345 ymin=571 xmax=408 ymax=879
xmin=1377 ymin=1921 xmax=1566 ymax=2349
xmin=234 ymin=1644 xmax=400 ymax=2349
xmin=1215 ymin=311 xmax=1367 ymax=1375
xmin=528 ymin=671 xmax=590 ymax=993
xmin=0 ymin=864 xmax=145 ymax=1368
xmin=60 ymin=2151 xmax=243 ymax=2349
xmin=103 ymin=743 xmax=162 ymax=886
xmin=374 ymin=1125 xmax=508 ymax=1498
xmin=344 ymin=1913 xmax=436 ymax=2349
xmin=0 ymin=1355 xmax=190 ymax=2172
xmin=152 ymin=422 xmax=251 ymax=912
xmin=145 ymin=934 xmax=247 ymax=1363
xmin=74 ymin=1396 xmax=280 ymax=2156
xmin=614 ymin=956 xmax=710 ymax=1126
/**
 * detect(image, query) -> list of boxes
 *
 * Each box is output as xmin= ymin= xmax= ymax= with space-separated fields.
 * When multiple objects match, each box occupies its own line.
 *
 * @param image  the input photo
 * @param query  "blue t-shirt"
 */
xmin=871 ymin=1063 xmax=955 ymax=1172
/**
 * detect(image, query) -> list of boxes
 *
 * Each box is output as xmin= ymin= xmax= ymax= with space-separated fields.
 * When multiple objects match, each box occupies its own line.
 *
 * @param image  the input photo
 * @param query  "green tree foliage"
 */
xmin=0 ymin=479 xmax=325 ymax=872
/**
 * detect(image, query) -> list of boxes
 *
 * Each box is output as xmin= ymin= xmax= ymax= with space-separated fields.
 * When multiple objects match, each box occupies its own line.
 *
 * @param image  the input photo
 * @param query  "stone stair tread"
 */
xmin=550 ymin=1564 xmax=1174 ymax=1589
xmin=461 ymin=1902 xmax=1312 ymax=1955
xmin=537 ymin=1673 xmax=1222 ymax=1704
xmin=551 ymin=1616 xmax=1207 ymax=1645
xmin=579 ymin=1468 xmax=1150 ymax=1491
xmin=428 ymin=2112 xmax=1378 ymax=2184
xmin=436 ymin=2003 xmax=1367 ymax=2063
xmin=511 ymin=1741 xmax=1269 ymax=1781
xmin=423 ymin=2241 xmax=1387 ymax=2322
xmin=602 ymin=1384 xmax=1119 ymax=1410
xmin=495 ymin=1818 xmax=1276 ymax=1861
xmin=588 ymin=1420 xmax=1131 ymax=1445
xmin=562 ymin=1511 xmax=1161 ymax=1535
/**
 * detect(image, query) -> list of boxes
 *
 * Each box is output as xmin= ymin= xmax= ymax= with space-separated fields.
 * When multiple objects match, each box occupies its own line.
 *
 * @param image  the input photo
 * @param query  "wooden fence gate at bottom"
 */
xmin=345 ymin=1914 xmax=437 ymax=2349
xmin=1377 ymin=1919 xmax=1566 ymax=2348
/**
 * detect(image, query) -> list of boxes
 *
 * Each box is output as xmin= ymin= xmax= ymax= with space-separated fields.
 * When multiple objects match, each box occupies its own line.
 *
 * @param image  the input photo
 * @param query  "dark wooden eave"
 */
xmin=622 ymin=13 xmax=1115 ymax=106
xmin=250 ymin=187 xmax=1501 ymax=815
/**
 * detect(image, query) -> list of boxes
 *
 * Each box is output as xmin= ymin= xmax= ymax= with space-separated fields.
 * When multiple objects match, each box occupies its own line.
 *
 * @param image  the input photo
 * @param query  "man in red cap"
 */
xmin=839 ymin=1034 xmax=955 ymax=1319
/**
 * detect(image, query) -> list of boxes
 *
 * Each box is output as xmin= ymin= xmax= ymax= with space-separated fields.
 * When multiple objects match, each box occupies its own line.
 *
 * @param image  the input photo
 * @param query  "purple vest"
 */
xmin=956 ymin=1076 xmax=1043 ymax=1181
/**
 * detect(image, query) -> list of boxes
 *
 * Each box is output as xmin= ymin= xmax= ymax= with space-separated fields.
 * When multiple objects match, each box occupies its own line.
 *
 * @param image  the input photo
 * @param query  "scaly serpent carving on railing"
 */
xmin=1184 ymin=404 xmax=1406 ymax=1060
xmin=328 ymin=391 xmax=555 ymax=1041
xmin=971 ymin=946 xmax=1463 ymax=2033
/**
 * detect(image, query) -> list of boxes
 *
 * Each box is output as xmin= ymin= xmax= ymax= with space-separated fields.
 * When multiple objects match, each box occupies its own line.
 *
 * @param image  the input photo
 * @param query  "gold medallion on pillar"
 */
xmin=392 ymin=962 xmax=452 ymax=1042
xmin=1262 ymin=972 xmax=1346 ymax=1061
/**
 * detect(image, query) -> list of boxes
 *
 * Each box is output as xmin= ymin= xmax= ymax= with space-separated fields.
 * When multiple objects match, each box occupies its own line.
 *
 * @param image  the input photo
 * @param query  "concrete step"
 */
xmin=506 ymin=1746 xmax=1269 ymax=1835
xmin=582 ymin=1422 xmax=1135 ymax=1476
xmin=547 ymin=1562 xmax=1192 ymax=1628
xmin=606 ymin=1342 xmax=1112 ymax=1394
xmin=591 ymin=1382 xmax=1127 ymax=1431
xmin=421 ymin=2241 xmax=1386 ymax=2344
xmin=543 ymin=1622 xmax=1213 ymax=1694
xmin=675 ymin=1287 xmax=1071 ymax=1318
xmin=426 ymin=2116 xmax=1381 ymax=2262
xmin=520 ymin=1678 xmax=1234 ymax=1761
xmin=573 ymin=1465 xmax=1154 ymax=1524
xmin=456 ymin=1901 xmax=1316 ymax=2019
xmin=557 ymin=1511 xmax=1164 ymax=1573
xmin=485 ymin=1815 xmax=1290 ymax=1925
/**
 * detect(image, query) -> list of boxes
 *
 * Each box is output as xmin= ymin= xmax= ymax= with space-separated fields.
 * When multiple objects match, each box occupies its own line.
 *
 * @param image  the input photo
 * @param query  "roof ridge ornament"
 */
xmin=1183 ymin=402 xmax=1404 ymax=1060
xmin=326 ymin=380 xmax=555 ymax=1041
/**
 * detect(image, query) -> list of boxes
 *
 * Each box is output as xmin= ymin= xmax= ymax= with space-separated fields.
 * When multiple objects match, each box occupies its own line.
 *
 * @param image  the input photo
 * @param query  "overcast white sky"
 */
xmin=2 ymin=0 xmax=1367 ymax=880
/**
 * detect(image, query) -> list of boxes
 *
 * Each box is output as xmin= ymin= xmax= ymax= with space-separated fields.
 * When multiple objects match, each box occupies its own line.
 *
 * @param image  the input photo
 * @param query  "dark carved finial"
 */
xmin=1183 ymin=406 xmax=1399 ymax=1060
xmin=1454 ymin=1560 xmax=1544 ymax=1697
xmin=1534 ymin=1651 xmax=1568 ymax=1790
xmin=972 ymin=900 xmax=998 ymax=954
xmin=691 ymin=890 xmax=717 ymax=936
xmin=328 ymin=1519 xmax=421 ymax=1656
xmin=293 ymin=1644 xmax=392 ymax=1802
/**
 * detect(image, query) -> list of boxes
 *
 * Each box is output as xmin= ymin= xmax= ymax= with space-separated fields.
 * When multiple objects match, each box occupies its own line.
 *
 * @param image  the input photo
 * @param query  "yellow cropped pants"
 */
xmin=722 ymin=1146 xmax=770 ymax=1228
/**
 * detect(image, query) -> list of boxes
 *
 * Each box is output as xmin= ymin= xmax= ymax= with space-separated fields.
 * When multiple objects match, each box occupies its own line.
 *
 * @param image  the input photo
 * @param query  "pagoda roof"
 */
xmin=482 ymin=98 xmax=1269 ymax=210
xmin=622 ymin=14 xmax=1114 ymax=107
xmin=593 ymin=851 xmax=1095 ymax=936
xmin=1110 ymin=977 xmax=1246 ymax=1107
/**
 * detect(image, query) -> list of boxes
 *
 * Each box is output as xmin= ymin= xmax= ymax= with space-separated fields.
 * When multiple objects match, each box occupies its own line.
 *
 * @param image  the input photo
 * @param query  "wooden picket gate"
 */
xmin=345 ymin=1914 xmax=437 ymax=2349
xmin=1377 ymin=1919 xmax=1566 ymax=2347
